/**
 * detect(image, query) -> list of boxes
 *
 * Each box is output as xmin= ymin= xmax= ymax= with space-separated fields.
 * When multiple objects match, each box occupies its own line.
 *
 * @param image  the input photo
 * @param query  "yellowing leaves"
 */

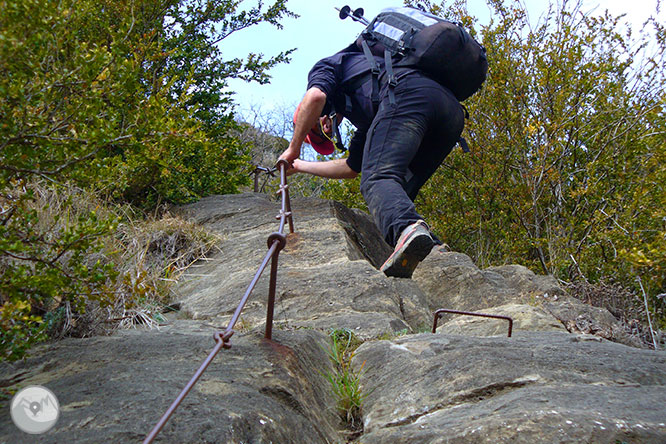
xmin=96 ymin=67 xmax=110 ymax=82
xmin=620 ymin=247 xmax=654 ymax=267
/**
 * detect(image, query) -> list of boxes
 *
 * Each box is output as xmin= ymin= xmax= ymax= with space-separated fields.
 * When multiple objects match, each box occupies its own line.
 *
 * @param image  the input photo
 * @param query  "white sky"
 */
xmin=223 ymin=0 xmax=663 ymax=119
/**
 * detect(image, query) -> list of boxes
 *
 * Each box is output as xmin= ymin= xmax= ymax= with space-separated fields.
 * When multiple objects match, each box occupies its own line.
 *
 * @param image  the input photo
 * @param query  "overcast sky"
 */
xmin=223 ymin=0 xmax=663 ymax=120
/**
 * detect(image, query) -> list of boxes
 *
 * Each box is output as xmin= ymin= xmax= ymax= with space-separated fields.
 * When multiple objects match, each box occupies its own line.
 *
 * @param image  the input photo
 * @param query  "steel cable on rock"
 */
xmin=144 ymin=160 xmax=294 ymax=444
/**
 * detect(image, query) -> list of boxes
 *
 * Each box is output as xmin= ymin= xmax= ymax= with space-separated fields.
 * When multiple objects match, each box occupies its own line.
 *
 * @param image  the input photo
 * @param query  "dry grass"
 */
xmin=107 ymin=213 xmax=220 ymax=330
xmin=27 ymin=182 xmax=221 ymax=340
xmin=565 ymin=278 xmax=663 ymax=348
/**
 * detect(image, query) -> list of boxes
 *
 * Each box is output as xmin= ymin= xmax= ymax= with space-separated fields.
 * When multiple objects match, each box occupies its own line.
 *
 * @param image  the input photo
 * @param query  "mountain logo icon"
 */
xmin=10 ymin=385 xmax=60 ymax=434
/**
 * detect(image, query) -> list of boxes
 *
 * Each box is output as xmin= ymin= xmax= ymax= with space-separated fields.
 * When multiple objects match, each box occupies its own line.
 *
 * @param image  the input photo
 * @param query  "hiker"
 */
xmin=279 ymin=45 xmax=381 ymax=181
xmin=279 ymin=6 xmax=486 ymax=278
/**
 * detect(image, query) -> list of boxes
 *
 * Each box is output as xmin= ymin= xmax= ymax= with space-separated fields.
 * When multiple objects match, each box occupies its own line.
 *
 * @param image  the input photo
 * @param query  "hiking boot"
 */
xmin=381 ymin=220 xmax=434 ymax=278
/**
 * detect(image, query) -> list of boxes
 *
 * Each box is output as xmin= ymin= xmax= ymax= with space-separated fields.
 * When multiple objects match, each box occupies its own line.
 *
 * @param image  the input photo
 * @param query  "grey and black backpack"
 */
xmin=341 ymin=5 xmax=488 ymax=102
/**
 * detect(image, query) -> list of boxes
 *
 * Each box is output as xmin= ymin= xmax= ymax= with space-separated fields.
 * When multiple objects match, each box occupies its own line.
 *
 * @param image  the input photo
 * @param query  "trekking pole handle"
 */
xmin=336 ymin=5 xmax=369 ymax=25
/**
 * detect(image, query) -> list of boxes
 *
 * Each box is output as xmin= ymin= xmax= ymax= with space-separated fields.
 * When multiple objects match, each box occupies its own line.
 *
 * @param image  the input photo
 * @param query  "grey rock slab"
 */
xmin=412 ymin=247 xmax=638 ymax=346
xmin=177 ymin=192 xmax=286 ymax=235
xmin=353 ymin=331 xmax=666 ymax=443
xmin=543 ymin=296 xmax=645 ymax=348
xmin=485 ymin=264 xmax=566 ymax=299
xmin=412 ymin=249 xmax=522 ymax=312
xmin=329 ymin=202 xmax=392 ymax=269
xmin=436 ymin=303 xmax=566 ymax=336
xmin=413 ymin=249 xmax=566 ymax=314
xmin=283 ymin=311 xmax=412 ymax=341
xmin=0 ymin=324 xmax=342 ymax=444
xmin=174 ymin=194 xmax=429 ymax=338
xmin=177 ymin=193 xmax=390 ymax=267
xmin=413 ymin=249 xmax=568 ymax=313
xmin=359 ymin=384 xmax=666 ymax=444
xmin=181 ymin=258 xmax=432 ymax=339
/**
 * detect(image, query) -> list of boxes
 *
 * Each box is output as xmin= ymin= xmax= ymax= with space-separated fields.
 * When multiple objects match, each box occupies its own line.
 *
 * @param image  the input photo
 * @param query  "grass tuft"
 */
xmin=322 ymin=328 xmax=368 ymax=438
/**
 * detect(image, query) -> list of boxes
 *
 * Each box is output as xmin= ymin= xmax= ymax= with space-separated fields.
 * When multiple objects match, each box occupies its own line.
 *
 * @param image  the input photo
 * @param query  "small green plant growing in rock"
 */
xmin=322 ymin=328 xmax=367 ymax=436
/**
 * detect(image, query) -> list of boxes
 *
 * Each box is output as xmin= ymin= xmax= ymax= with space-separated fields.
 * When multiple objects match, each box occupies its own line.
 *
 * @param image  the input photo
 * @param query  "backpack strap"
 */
xmin=458 ymin=136 xmax=470 ymax=153
xmin=342 ymin=72 xmax=373 ymax=117
xmin=461 ymin=104 xmax=470 ymax=119
xmin=344 ymin=95 xmax=353 ymax=115
xmin=333 ymin=119 xmax=347 ymax=152
xmin=384 ymin=49 xmax=397 ymax=105
xmin=360 ymin=39 xmax=381 ymax=110
xmin=324 ymin=107 xmax=347 ymax=153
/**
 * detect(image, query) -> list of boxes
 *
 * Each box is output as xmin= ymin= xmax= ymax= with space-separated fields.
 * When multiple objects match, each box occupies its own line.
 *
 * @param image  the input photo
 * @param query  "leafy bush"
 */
xmin=405 ymin=0 xmax=666 ymax=331
xmin=0 ymin=182 xmax=220 ymax=361
xmin=0 ymin=0 xmax=294 ymax=359
xmin=0 ymin=0 xmax=295 ymax=206
xmin=0 ymin=183 xmax=119 ymax=360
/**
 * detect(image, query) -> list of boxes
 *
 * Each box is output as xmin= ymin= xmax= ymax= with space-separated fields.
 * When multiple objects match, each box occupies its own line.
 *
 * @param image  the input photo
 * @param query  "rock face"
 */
xmin=0 ymin=323 xmax=341 ymax=444
xmin=353 ymin=332 xmax=666 ymax=444
xmin=1 ymin=193 xmax=664 ymax=444
xmin=435 ymin=303 xmax=566 ymax=336
xmin=415 ymin=246 xmax=642 ymax=347
xmin=413 ymin=249 xmax=567 ymax=312
xmin=175 ymin=193 xmax=429 ymax=339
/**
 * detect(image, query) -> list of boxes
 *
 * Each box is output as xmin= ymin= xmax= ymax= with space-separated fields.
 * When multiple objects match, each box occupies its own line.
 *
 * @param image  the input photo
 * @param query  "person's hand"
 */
xmin=278 ymin=146 xmax=301 ymax=166
xmin=285 ymin=167 xmax=297 ymax=176
xmin=285 ymin=159 xmax=305 ymax=176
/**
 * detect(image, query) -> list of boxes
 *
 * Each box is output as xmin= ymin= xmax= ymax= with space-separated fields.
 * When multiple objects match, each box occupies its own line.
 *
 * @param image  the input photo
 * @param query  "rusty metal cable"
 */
xmin=144 ymin=160 xmax=294 ymax=444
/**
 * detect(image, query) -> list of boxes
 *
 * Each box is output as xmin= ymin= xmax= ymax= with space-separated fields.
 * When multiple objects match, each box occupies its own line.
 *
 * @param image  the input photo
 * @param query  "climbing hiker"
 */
xmin=279 ymin=6 xmax=487 ymax=278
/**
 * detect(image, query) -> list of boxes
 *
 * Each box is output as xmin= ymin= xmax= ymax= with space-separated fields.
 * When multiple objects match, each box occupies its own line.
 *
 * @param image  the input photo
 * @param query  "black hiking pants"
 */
xmin=360 ymin=70 xmax=465 ymax=247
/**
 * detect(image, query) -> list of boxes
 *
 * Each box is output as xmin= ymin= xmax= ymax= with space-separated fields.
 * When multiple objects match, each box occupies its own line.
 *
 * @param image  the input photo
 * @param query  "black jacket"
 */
xmin=307 ymin=45 xmax=383 ymax=172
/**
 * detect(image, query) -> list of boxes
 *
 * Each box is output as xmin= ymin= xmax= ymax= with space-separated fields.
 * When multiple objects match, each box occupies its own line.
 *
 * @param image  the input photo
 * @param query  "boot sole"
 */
xmin=381 ymin=233 xmax=434 ymax=278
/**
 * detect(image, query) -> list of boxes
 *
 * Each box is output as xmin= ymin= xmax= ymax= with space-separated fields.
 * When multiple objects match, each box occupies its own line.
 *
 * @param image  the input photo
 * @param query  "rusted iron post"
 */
xmin=249 ymin=166 xmax=276 ymax=193
xmin=275 ymin=159 xmax=295 ymax=234
xmin=249 ymin=166 xmax=262 ymax=192
xmin=265 ymin=161 xmax=291 ymax=338
xmin=282 ymin=172 xmax=295 ymax=234
xmin=265 ymin=233 xmax=286 ymax=340
xmin=253 ymin=169 xmax=260 ymax=192
xmin=432 ymin=309 xmax=513 ymax=337
xmin=264 ymin=252 xmax=280 ymax=340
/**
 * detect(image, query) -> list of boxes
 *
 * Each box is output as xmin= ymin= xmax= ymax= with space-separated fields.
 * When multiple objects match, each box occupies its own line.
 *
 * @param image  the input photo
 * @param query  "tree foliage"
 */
xmin=0 ymin=0 xmax=294 ymax=360
xmin=408 ymin=0 xmax=665 ymax=328
xmin=0 ymin=0 xmax=295 ymax=203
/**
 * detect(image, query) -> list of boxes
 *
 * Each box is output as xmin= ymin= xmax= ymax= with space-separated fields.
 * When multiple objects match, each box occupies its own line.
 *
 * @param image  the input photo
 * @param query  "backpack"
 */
xmin=345 ymin=6 xmax=488 ymax=102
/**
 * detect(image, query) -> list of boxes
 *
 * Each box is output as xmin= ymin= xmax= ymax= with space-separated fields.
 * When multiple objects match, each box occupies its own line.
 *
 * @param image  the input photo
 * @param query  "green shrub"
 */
xmin=0 ymin=0 xmax=294 ymax=359
xmin=0 ymin=183 xmax=119 ymax=360
xmin=0 ymin=182 xmax=221 ymax=361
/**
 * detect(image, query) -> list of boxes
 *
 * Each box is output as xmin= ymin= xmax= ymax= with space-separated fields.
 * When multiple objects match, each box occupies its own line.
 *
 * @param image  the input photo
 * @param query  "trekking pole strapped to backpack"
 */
xmin=336 ymin=5 xmax=369 ymax=25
